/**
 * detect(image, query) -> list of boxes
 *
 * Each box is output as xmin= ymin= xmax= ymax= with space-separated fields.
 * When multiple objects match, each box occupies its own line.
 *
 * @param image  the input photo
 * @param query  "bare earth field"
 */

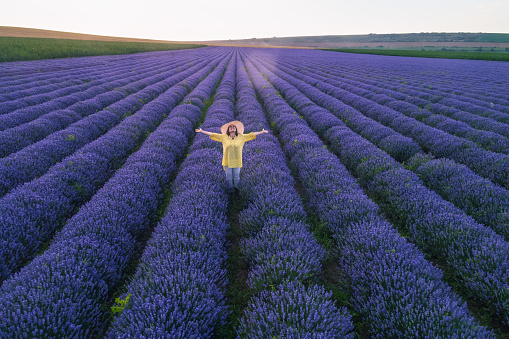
xmin=0 ymin=26 xmax=305 ymax=49
xmin=0 ymin=26 xmax=191 ymax=44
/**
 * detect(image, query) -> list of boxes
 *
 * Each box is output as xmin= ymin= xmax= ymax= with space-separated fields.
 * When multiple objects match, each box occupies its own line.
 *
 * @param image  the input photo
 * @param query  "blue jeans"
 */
xmin=225 ymin=166 xmax=240 ymax=189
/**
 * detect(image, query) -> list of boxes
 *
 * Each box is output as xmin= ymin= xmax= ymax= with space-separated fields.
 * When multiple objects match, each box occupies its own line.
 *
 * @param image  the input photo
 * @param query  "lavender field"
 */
xmin=0 ymin=46 xmax=508 ymax=338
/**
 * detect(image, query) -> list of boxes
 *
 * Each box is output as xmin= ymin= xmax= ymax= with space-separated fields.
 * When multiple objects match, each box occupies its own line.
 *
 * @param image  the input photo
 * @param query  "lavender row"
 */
xmin=342 ymin=78 xmax=509 ymax=154
xmin=0 ymin=51 xmax=181 ymax=99
xmin=0 ymin=54 xmax=211 ymax=157
xmin=282 ymin=55 xmax=509 ymax=120
xmin=405 ymin=153 xmax=509 ymax=240
xmin=295 ymin=49 xmax=509 ymax=217
xmin=107 ymin=52 xmax=235 ymax=338
xmin=313 ymin=118 xmax=509 ymax=326
xmin=0 ymin=56 xmax=164 ymax=113
xmin=346 ymin=60 xmax=509 ymax=111
xmin=242 ymin=51 xmax=493 ymax=338
xmin=295 ymin=51 xmax=509 ymax=107
xmin=281 ymin=58 xmax=509 ymax=148
xmin=0 ymin=48 xmax=205 ymax=81
xmin=0 ymin=92 xmax=124 ymax=158
xmin=0 ymin=63 xmax=185 ymax=196
xmin=0 ymin=58 xmax=104 ymax=82
xmin=267 ymin=51 xmax=509 ymax=324
xmin=0 ymin=54 xmax=219 ymax=197
xmin=256 ymin=54 xmax=509 ymax=189
xmin=0 ymin=50 xmax=231 ymax=337
xmin=1 ymin=78 xmax=121 ymax=129
xmin=0 ymin=102 xmax=203 ymax=337
xmin=427 ymin=103 xmax=509 ymax=137
xmin=237 ymin=53 xmax=354 ymax=337
xmin=0 ymin=52 xmax=130 ymax=79
xmin=0 ymin=68 xmax=102 ymax=102
xmin=251 ymin=56 xmax=421 ymax=164
xmin=439 ymin=97 xmax=509 ymax=122
xmin=341 ymin=66 xmax=509 ymax=122
xmin=252 ymin=53 xmax=509 ymax=236
xmin=0 ymin=79 xmax=86 ymax=108
xmin=0 ymin=54 xmax=172 ymax=118
xmin=0 ymin=51 xmax=210 ymax=130
xmin=389 ymin=99 xmax=509 ymax=144
xmin=289 ymin=62 xmax=509 ymax=153
xmin=0 ymin=53 xmax=228 ymax=282
xmin=0 ymin=48 xmax=216 ymax=110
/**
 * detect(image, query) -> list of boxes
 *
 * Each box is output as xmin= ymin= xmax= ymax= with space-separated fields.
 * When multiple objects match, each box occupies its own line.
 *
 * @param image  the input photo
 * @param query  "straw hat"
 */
xmin=221 ymin=120 xmax=244 ymax=134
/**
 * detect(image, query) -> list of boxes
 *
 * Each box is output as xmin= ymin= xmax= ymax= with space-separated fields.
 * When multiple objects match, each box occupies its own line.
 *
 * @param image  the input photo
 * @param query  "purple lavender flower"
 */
xmin=237 ymin=283 xmax=354 ymax=338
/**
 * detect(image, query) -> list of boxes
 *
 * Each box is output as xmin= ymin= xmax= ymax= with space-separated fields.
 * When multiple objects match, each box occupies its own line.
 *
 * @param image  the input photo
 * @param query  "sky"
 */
xmin=1 ymin=0 xmax=509 ymax=41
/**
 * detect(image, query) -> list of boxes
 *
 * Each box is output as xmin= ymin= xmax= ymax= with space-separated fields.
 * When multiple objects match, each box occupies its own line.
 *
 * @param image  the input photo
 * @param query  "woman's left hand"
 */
xmin=254 ymin=129 xmax=269 ymax=136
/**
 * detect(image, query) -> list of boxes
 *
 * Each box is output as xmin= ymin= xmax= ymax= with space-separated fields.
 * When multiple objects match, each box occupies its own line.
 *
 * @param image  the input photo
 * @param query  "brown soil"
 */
xmin=0 ymin=26 xmax=311 ymax=49
xmin=0 ymin=26 xmax=195 ymax=44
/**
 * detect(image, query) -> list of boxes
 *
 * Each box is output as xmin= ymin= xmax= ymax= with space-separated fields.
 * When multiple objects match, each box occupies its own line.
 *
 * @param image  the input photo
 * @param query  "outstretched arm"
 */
xmin=195 ymin=128 xmax=213 ymax=136
xmin=253 ymin=129 xmax=269 ymax=136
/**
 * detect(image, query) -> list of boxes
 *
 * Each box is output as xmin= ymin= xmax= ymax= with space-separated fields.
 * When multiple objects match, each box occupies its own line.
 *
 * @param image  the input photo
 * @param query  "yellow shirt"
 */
xmin=210 ymin=132 xmax=256 ymax=169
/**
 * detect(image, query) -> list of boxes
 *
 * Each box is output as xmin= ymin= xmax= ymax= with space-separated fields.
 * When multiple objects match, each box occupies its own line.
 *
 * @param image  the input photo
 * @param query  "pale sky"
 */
xmin=2 ymin=0 xmax=508 ymax=41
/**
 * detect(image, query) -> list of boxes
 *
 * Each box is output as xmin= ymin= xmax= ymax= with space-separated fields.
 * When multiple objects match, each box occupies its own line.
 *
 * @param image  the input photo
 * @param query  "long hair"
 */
xmin=226 ymin=124 xmax=238 ymax=137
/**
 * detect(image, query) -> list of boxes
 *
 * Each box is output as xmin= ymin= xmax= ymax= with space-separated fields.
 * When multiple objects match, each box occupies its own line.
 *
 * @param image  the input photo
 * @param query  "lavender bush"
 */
xmin=236 ymin=54 xmax=354 ymax=337
xmin=106 ymin=51 xmax=234 ymax=338
xmin=242 ymin=51 xmax=494 ymax=337
xmin=0 ymin=45 xmax=507 ymax=337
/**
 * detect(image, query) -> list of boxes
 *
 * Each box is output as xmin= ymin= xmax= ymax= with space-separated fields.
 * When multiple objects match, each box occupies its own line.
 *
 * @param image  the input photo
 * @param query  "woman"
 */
xmin=195 ymin=120 xmax=268 ymax=196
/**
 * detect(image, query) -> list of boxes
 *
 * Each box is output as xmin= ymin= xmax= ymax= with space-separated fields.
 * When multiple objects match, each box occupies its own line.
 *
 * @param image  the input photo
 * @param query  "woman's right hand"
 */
xmin=195 ymin=128 xmax=202 ymax=133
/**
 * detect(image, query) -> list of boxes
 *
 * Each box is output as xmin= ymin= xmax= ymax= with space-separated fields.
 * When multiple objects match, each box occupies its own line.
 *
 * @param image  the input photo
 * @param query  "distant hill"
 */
xmin=0 ymin=26 xmax=193 ymax=44
xmin=0 ymin=26 xmax=309 ymax=49
xmin=206 ymin=33 xmax=509 ymax=48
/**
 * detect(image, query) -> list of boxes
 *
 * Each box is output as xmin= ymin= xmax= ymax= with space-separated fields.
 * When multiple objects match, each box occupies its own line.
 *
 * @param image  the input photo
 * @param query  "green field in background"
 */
xmin=322 ymin=48 xmax=509 ymax=61
xmin=474 ymin=33 xmax=509 ymax=43
xmin=0 ymin=37 xmax=206 ymax=62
